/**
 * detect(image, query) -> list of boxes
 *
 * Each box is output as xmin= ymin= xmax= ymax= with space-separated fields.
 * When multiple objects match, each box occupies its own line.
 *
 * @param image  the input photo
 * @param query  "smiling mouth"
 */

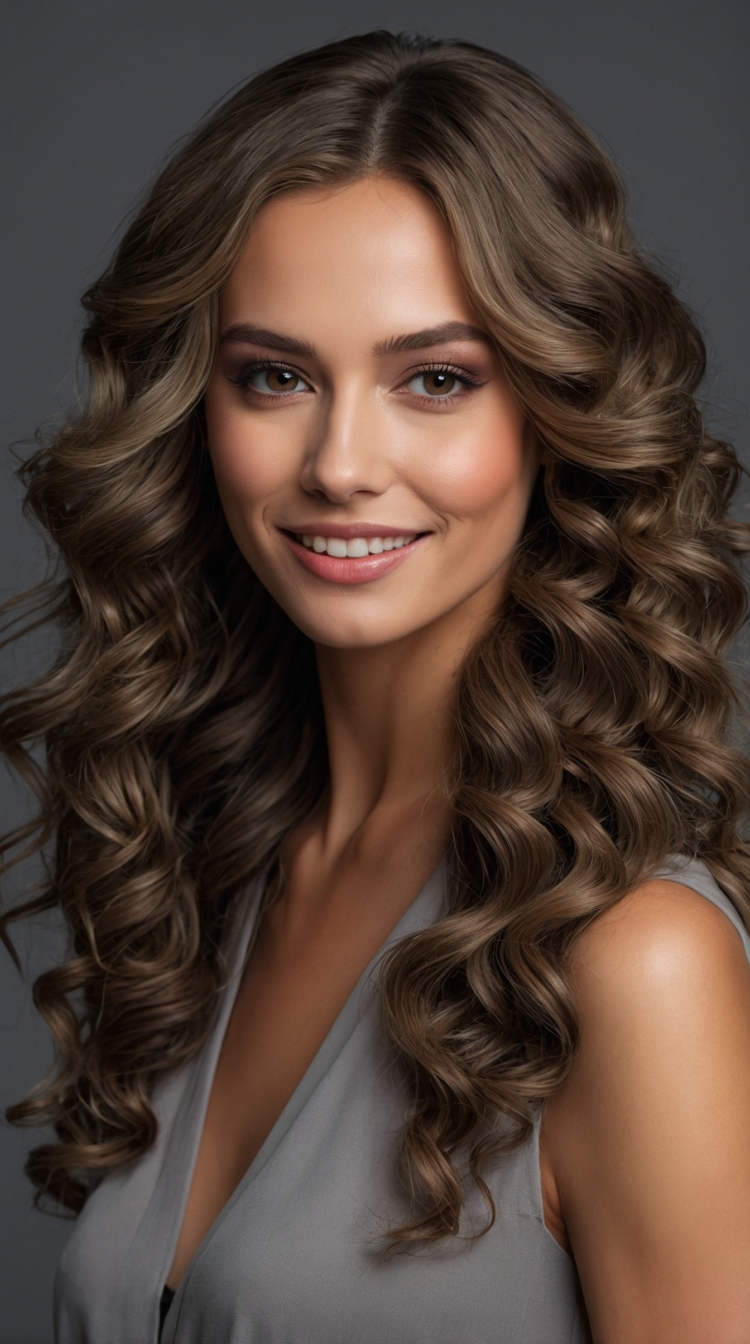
xmin=281 ymin=528 xmax=428 ymax=585
xmin=292 ymin=531 xmax=420 ymax=557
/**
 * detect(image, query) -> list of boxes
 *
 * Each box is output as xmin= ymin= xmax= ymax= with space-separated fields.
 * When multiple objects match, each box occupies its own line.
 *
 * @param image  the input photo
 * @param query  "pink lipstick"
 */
xmin=281 ymin=527 xmax=428 ymax=585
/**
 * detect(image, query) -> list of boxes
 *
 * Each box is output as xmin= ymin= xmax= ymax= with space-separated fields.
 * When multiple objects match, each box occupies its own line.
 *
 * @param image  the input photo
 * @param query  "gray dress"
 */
xmin=54 ymin=858 xmax=750 ymax=1344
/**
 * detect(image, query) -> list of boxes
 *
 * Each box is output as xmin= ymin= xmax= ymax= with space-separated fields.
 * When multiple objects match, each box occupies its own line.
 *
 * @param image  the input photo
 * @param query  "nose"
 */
xmin=299 ymin=382 xmax=391 ymax=503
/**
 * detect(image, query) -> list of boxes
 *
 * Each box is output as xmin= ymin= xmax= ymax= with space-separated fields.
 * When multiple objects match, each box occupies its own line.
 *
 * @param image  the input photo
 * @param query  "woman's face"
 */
xmin=205 ymin=177 xmax=539 ymax=649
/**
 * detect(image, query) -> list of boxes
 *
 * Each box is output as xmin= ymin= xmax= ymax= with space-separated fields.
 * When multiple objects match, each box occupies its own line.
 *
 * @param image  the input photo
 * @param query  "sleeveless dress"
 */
xmin=53 ymin=857 xmax=750 ymax=1344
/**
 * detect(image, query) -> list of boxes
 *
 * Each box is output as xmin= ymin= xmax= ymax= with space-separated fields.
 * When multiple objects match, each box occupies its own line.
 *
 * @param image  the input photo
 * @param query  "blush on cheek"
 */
xmin=420 ymin=429 xmax=530 ymax=522
xmin=205 ymin=408 xmax=288 ymax=501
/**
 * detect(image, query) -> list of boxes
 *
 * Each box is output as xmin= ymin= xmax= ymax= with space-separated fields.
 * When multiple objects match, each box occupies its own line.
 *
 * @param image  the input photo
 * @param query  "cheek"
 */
xmin=413 ymin=416 xmax=532 ymax=525
xmin=204 ymin=404 xmax=285 ymax=503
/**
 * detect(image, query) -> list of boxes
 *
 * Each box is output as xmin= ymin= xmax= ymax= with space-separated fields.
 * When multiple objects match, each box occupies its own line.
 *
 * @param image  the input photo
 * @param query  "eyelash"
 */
xmin=228 ymin=361 xmax=308 ymax=394
xmin=403 ymin=362 xmax=483 ymax=404
xmin=228 ymin=359 xmax=484 ymax=404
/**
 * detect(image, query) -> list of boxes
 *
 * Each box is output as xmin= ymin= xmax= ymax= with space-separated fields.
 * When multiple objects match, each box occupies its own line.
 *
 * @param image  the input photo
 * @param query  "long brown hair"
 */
xmin=2 ymin=30 xmax=749 ymax=1246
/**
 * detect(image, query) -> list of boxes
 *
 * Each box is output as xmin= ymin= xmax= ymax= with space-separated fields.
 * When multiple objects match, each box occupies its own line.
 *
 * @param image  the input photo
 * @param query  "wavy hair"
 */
xmin=2 ymin=31 xmax=749 ymax=1244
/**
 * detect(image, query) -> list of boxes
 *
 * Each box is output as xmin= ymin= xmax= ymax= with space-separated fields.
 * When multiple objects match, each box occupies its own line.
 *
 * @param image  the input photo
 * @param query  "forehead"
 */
xmin=218 ymin=177 xmax=479 ymax=337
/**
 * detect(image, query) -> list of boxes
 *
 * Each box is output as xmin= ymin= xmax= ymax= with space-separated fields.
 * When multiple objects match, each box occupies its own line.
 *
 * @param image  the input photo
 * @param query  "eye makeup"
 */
xmin=224 ymin=357 xmax=487 ymax=407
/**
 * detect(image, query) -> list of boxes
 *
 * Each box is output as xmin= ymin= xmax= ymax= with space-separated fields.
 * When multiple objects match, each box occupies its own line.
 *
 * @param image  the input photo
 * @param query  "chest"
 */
xmin=55 ymin=866 xmax=588 ymax=1344
xmin=158 ymin=989 xmax=587 ymax=1344
xmin=168 ymin=860 xmax=442 ymax=1288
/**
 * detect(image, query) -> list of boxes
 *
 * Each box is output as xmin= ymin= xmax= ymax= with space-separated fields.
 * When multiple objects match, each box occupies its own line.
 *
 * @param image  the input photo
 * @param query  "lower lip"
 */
xmin=283 ymin=533 xmax=427 ymax=585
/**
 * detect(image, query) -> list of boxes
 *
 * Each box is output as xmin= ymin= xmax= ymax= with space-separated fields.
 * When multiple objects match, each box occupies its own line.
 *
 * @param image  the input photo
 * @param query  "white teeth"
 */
xmin=346 ymin=538 xmax=370 ymax=557
xmin=298 ymin=533 xmax=418 ymax=556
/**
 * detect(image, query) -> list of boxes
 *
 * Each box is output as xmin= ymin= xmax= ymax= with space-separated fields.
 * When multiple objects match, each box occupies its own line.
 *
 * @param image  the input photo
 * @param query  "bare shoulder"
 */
xmin=543 ymin=876 xmax=750 ymax=1342
xmin=562 ymin=876 xmax=750 ymax=1098
xmin=546 ymin=872 xmax=750 ymax=1161
xmin=570 ymin=876 xmax=750 ymax=1017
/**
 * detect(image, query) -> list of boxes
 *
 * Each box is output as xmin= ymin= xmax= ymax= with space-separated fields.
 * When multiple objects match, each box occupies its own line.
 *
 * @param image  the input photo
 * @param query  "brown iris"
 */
xmin=265 ymin=369 xmax=300 ymax=392
xmin=421 ymin=371 xmax=457 ymax=396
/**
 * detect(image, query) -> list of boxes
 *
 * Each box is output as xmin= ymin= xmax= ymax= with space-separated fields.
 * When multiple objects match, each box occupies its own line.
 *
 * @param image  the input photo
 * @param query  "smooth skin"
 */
xmin=168 ymin=178 xmax=750 ymax=1342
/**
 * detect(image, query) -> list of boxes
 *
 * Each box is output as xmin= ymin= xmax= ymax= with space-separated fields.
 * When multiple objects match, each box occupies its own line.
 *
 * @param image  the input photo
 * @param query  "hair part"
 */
xmin=2 ymin=29 xmax=749 ymax=1246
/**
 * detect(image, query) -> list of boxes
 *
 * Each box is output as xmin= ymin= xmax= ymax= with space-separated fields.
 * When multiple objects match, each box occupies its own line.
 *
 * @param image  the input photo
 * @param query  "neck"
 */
xmin=314 ymin=585 xmax=499 ymax=854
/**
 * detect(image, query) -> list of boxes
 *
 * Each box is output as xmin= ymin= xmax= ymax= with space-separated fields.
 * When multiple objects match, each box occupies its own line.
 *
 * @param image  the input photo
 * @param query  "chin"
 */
xmin=290 ymin=616 xmax=405 ymax=650
xmin=279 ymin=599 xmax=423 ymax=651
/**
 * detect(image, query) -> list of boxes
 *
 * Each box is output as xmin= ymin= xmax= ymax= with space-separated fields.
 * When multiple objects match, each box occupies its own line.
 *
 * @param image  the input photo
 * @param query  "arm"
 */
xmin=540 ymin=879 xmax=750 ymax=1344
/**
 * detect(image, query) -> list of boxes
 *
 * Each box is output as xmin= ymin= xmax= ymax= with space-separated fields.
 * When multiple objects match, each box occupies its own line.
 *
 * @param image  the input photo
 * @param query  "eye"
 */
xmin=229 ymin=362 xmax=311 ymax=392
xmin=244 ymin=366 xmax=308 ymax=395
xmin=406 ymin=370 xmax=461 ymax=398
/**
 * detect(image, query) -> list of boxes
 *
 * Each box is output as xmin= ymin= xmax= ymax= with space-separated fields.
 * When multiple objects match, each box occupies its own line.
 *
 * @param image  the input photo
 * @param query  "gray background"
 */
xmin=1 ymin=0 xmax=748 ymax=1339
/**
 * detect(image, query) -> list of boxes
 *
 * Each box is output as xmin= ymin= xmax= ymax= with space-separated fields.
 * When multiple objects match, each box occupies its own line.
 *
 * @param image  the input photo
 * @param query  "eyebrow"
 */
xmin=373 ymin=322 xmax=492 ymax=355
xmin=219 ymin=320 xmax=492 ymax=359
xmin=219 ymin=325 xmax=316 ymax=357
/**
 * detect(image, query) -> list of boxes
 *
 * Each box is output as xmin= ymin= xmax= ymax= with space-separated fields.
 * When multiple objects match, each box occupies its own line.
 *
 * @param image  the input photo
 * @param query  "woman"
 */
xmin=2 ymin=30 xmax=750 ymax=1344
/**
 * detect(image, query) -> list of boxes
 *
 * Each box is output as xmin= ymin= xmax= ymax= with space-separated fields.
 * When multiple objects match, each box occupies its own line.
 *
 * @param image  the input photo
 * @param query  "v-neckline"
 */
xmin=159 ymin=858 xmax=447 ymax=1318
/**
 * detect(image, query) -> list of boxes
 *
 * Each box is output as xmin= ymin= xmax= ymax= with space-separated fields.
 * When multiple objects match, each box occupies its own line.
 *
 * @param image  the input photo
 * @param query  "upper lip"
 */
xmin=281 ymin=523 xmax=428 ymax=539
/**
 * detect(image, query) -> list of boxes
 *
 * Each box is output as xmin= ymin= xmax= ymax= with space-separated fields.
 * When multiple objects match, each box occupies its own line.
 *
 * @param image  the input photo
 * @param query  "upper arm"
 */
xmin=541 ymin=880 xmax=750 ymax=1344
